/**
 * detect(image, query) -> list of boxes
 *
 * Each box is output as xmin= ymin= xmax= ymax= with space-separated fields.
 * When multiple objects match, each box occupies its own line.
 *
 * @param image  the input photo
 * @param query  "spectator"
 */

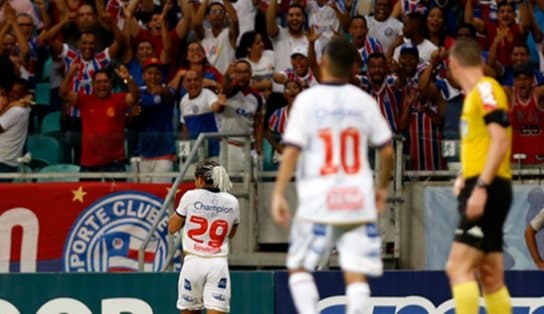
xmin=306 ymin=0 xmax=349 ymax=36
xmin=169 ymin=41 xmax=223 ymax=96
xmin=265 ymin=79 xmax=302 ymax=163
xmin=60 ymin=65 xmax=140 ymax=174
xmin=273 ymin=46 xmax=318 ymax=90
xmin=465 ymin=0 xmax=539 ymax=67
xmin=193 ymin=0 xmax=239 ymax=74
xmin=361 ymin=52 xmax=402 ymax=133
xmin=0 ymin=4 xmax=30 ymax=79
xmin=390 ymin=12 xmax=437 ymax=63
xmin=525 ymin=206 xmax=544 ymax=269
xmin=397 ymin=45 xmax=444 ymax=170
xmin=491 ymin=42 xmax=544 ymax=87
xmin=46 ymin=12 xmax=124 ymax=163
xmin=267 ymin=2 xmax=308 ymax=72
xmin=135 ymin=57 xmax=176 ymax=183
xmin=124 ymin=39 xmax=156 ymax=87
xmin=0 ymin=81 xmax=32 ymax=180
xmin=127 ymin=0 xmax=191 ymax=69
xmin=349 ymin=15 xmax=383 ymax=74
xmin=179 ymin=69 xmax=222 ymax=160
xmin=236 ymin=31 xmax=275 ymax=97
xmin=216 ymin=60 xmax=263 ymax=172
xmin=503 ymin=64 xmax=544 ymax=165
xmin=425 ymin=7 xmax=455 ymax=48
xmin=366 ymin=0 xmax=403 ymax=53
xmin=16 ymin=10 xmax=48 ymax=88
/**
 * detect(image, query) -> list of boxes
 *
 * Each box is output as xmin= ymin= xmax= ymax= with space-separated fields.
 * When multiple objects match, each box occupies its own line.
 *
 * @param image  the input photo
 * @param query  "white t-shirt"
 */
xmin=201 ymin=27 xmax=235 ymax=74
xmin=177 ymin=188 xmax=240 ymax=257
xmin=530 ymin=208 xmax=544 ymax=231
xmin=271 ymin=27 xmax=308 ymax=74
xmin=233 ymin=0 xmax=257 ymax=44
xmin=367 ymin=16 xmax=403 ymax=53
xmin=0 ymin=107 xmax=30 ymax=166
xmin=393 ymin=38 xmax=438 ymax=63
xmin=245 ymin=50 xmax=275 ymax=82
xmin=179 ymin=88 xmax=218 ymax=123
xmin=283 ymin=83 xmax=392 ymax=224
xmin=307 ymin=0 xmax=341 ymax=34
xmin=218 ymin=88 xmax=262 ymax=142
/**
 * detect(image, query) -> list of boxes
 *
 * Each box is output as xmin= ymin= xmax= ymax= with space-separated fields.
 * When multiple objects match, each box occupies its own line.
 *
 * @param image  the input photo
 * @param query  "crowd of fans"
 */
xmin=0 ymin=0 xmax=544 ymax=181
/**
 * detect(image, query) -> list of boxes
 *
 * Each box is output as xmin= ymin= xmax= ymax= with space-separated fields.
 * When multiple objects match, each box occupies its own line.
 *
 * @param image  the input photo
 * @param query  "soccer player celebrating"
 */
xmin=446 ymin=38 xmax=513 ymax=314
xmin=271 ymin=36 xmax=395 ymax=314
xmin=168 ymin=161 xmax=240 ymax=314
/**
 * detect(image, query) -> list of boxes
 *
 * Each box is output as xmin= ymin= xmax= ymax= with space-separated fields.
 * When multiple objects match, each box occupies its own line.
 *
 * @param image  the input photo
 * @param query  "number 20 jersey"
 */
xmin=176 ymin=189 xmax=240 ymax=257
xmin=283 ymin=84 xmax=393 ymax=224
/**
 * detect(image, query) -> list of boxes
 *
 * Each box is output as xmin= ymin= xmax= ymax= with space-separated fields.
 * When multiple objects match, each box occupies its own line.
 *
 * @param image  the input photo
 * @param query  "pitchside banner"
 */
xmin=424 ymin=184 xmax=544 ymax=270
xmin=0 ymin=272 xmax=275 ymax=314
xmin=275 ymin=271 xmax=544 ymax=313
xmin=0 ymin=182 xmax=193 ymax=273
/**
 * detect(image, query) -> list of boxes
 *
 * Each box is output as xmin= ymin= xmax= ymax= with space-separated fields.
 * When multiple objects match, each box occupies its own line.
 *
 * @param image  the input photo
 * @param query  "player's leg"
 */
xmin=177 ymin=256 xmax=205 ymax=314
xmin=337 ymin=223 xmax=382 ymax=314
xmin=286 ymin=219 xmax=335 ymax=314
xmin=203 ymin=257 xmax=231 ymax=314
xmin=446 ymin=242 xmax=484 ymax=314
xmin=479 ymin=253 xmax=511 ymax=314
xmin=478 ymin=177 xmax=512 ymax=314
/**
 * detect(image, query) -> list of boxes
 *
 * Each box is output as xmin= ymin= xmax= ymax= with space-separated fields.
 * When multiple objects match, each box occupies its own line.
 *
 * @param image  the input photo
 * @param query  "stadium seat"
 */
xmin=34 ymin=82 xmax=50 ymax=106
xmin=37 ymin=164 xmax=80 ymax=182
xmin=40 ymin=111 xmax=61 ymax=135
xmin=26 ymin=135 xmax=64 ymax=169
xmin=262 ymin=139 xmax=278 ymax=171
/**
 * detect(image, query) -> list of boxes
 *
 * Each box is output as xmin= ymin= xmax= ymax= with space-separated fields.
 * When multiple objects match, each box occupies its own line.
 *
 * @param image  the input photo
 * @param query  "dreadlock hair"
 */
xmin=194 ymin=160 xmax=233 ymax=192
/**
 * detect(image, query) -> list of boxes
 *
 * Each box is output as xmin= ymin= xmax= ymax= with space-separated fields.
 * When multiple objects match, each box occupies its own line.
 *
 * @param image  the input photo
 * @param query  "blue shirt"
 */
xmin=136 ymin=86 xmax=176 ymax=158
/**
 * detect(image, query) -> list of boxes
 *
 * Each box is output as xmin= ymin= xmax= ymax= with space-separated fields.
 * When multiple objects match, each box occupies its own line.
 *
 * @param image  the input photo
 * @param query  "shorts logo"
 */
xmin=213 ymin=293 xmax=226 ymax=301
xmin=62 ymin=191 xmax=181 ymax=272
xmin=218 ymin=278 xmax=227 ymax=289
xmin=185 ymin=279 xmax=192 ymax=291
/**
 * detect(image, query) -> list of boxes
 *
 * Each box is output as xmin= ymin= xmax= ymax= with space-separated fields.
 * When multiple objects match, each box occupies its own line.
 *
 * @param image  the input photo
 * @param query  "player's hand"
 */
xmin=466 ymin=187 xmax=487 ymax=221
xmin=453 ymin=175 xmax=464 ymax=196
xmin=271 ymin=193 xmax=291 ymax=229
xmin=375 ymin=187 xmax=388 ymax=214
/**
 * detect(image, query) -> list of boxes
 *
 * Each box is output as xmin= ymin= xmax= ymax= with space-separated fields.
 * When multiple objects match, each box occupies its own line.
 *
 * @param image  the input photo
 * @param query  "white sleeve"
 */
xmin=0 ymin=107 xmax=27 ymax=131
xmin=175 ymin=191 xmax=193 ymax=216
xmin=282 ymin=93 xmax=310 ymax=149
xmin=530 ymin=208 xmax=544 ymax=231
xmin=233 ymin=198 xmax=240 ymax=225
xmin=367 ymin=96 xmax=393 ymax=147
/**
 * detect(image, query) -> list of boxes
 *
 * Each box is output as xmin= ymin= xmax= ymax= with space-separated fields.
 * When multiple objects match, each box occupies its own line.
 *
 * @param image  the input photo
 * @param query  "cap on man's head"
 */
xmin=143 ymin=57 xmax=161 ymax=70
xmin=513 ymin=63 xmax=533 ymax=78
xmin=400 ymin=44 xmax=419 ymax=58
xmin=290 ymin=46 xmax=308 ymax=58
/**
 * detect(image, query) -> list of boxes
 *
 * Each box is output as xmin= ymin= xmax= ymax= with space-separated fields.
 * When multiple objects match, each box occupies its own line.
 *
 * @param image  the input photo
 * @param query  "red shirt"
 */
xmin=79 ymin=93 xmax=128 ymax=166
xmin=485 ymin=22 xmax=520 ymax=67
xmin=510 ymin=89 xmax=544 ymax=164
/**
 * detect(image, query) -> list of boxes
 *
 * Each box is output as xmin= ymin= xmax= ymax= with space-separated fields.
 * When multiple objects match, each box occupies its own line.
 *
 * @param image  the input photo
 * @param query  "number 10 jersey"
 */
xmin=176 ymin=189 xmax=240 ymax=257
xmin=283 ymin=84 xmax=393 ymax=224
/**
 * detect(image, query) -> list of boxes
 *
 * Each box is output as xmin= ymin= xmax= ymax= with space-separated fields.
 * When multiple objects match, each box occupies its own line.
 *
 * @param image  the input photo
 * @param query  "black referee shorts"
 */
xmin=454 ymin=176 xmax=512 ymax=253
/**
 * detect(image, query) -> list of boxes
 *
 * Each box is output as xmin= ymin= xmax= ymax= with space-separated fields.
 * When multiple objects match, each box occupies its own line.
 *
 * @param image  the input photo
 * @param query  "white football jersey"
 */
xmin=283 ymin=83 xmax=392 ymax=224
xmin=176 ymin=189 xmax=240 ymax=257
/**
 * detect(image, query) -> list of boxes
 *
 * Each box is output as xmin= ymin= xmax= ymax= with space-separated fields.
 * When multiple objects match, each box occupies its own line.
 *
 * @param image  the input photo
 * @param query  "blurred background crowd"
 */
xmin=0 ymin=0 xmax=543 ymax=181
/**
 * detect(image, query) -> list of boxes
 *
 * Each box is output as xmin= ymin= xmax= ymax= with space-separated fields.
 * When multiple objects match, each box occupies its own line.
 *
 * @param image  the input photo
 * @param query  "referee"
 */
xmin=446 ymin=38 xmax=513 ymax=314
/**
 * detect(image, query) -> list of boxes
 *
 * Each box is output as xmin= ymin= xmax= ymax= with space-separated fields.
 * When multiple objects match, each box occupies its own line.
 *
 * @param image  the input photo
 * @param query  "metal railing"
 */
xmin=137 ymin=131 xmax=252 ymax=271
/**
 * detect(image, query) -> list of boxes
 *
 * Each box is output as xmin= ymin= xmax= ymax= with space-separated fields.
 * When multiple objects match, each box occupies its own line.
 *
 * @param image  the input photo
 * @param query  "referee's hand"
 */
xmin=271 ymin=193 xmax=291 ymax=229
xmin=466 ymin=188 xmax=487 ymax=221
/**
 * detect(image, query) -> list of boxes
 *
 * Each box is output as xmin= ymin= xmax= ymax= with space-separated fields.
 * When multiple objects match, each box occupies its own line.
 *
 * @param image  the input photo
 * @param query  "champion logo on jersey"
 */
xmin=62 ymin=191 xmax=181 ymax=272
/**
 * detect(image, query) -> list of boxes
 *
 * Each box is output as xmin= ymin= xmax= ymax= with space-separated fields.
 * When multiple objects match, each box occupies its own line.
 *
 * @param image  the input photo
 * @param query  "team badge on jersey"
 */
xmin=63 ymin=191 xmax=181 ymax=272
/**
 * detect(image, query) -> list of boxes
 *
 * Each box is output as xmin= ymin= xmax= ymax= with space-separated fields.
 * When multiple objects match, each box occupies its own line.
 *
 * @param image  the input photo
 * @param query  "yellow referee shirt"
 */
xmin=460 ymin=76 xmax=512 ymax=179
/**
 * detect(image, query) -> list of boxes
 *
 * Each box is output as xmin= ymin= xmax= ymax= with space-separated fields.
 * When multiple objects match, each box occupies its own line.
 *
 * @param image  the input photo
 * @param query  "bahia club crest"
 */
xmin=63 ymin=191 xmax=180 ymax=272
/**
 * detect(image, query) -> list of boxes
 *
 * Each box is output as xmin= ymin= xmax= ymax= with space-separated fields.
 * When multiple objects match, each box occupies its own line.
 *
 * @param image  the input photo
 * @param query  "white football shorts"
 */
xmin=176 ymin=254 xmax=231 ymax=312
xmin=286 ymin=218 xmax=383 ymax=276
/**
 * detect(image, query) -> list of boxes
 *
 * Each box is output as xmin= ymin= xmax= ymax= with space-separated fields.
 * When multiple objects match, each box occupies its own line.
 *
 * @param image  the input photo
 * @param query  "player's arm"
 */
xmin=168 ymin=214 xmax=186 ymax=234
xmin=228 ymin=223 xmax=239 ymax=239
xmin=271 ymin=145 xmax=300 ymax=228
xmin=478 ymin=109 xmax=510 ymax=185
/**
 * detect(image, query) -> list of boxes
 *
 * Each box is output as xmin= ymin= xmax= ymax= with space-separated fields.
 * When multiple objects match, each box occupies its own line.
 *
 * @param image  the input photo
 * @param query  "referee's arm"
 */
xmin=478 ymin=113 xmax=510 ymax=184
